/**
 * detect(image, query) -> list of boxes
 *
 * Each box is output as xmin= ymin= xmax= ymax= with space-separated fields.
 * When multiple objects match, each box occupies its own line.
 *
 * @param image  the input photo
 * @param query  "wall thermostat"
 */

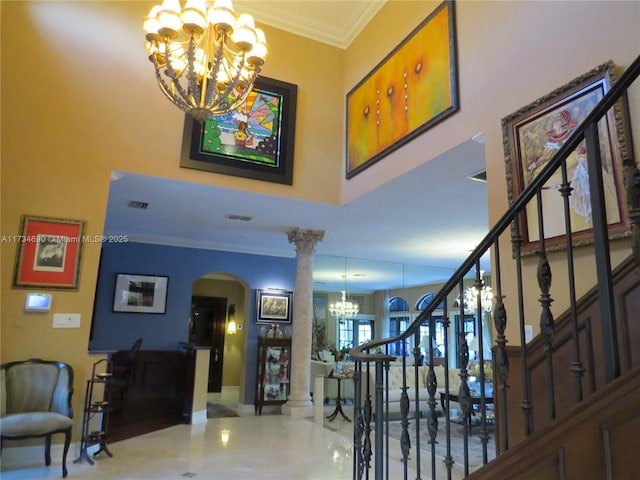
xmin=25 ymin=293 xmax=52 ymax=312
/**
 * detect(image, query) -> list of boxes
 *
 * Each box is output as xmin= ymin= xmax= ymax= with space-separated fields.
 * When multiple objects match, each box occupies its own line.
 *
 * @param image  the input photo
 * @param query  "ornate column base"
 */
xmin=282 ymin=401 xmax=314 ymax=418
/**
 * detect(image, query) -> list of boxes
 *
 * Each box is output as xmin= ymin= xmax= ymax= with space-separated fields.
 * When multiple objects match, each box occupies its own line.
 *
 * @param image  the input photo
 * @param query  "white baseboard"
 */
xmin=190 ymin=409 xmax=208 ymax=424
xmin=236 ymin=403 xmax=255 ymax=415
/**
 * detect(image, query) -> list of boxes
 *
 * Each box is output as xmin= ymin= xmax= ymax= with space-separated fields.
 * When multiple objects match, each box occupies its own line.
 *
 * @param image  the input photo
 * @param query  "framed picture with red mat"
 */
xmin=12 ymin=215 xmax=85 ymax=290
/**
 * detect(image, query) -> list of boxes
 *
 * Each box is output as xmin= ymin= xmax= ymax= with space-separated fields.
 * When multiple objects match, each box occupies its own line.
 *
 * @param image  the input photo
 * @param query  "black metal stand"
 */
xmin=74 ymin=359 xmax=113 ymax=466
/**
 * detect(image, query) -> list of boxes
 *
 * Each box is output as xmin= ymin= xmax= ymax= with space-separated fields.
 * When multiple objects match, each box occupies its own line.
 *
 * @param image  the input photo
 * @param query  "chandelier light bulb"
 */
xmin=143 ymin=7 xmax=162 ymax=35
xmin=181 ymin=0 xmax=207 ymax=31
xmin=248 ymin=29 xmax=267 ymax=66
xmin=209 ymin=0 xmax=235 ymax=32
xmin=157 ymin=0 xmax=182 ymax=31
xmin=232 ymin=14 xmax=257 ymax=50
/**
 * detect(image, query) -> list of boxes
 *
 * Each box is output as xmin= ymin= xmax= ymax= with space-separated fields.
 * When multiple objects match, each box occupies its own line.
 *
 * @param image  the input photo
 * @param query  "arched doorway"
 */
xmin=190 ymin=272 xmax=247 ymax=400
xmin=189 ymin=295 xmax=227 ymax=392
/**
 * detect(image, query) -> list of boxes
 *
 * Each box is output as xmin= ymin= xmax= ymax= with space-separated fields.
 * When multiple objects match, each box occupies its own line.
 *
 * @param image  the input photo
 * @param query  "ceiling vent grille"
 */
xmin=472 ymin=131 xmax=486 ymax=144
xmin=467 ymin=170 xmax=487 ymax=183
xmin=225 ymin=214 xmax=253 ymax=222
xmin=127 ymin=200 xmax=149 ymax=209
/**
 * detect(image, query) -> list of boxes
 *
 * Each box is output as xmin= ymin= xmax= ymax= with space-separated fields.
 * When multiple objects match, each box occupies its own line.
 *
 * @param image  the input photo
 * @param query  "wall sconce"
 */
xmin=220 ymin=429 xmax=231 ymax=446
xmin=227 ymin=304 xmax=237 ymax=335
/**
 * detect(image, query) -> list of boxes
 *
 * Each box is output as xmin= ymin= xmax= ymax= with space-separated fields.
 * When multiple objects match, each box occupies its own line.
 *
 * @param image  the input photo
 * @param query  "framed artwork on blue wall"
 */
xmin=113 ymin=273 xmax=168 ymax=314
xmin=256 ymin=289 xmax=293 ymax=324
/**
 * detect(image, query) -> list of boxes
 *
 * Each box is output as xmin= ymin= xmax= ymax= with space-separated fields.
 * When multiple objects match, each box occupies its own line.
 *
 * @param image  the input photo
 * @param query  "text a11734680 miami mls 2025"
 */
xmin=1 ymin=234 xmax=129 ymax=244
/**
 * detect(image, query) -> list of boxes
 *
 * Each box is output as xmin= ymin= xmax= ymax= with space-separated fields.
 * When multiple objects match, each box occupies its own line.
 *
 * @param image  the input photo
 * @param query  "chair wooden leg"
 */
xmin=62 ymin=429 xmax=71 ymax=478
xmin=45 ymin=434 xmax=52 ymax=466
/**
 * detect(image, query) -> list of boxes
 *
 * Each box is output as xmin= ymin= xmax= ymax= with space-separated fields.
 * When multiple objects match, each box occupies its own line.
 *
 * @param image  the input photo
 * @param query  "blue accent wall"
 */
xmin=90 ymin=241 xmax=297 ymax=404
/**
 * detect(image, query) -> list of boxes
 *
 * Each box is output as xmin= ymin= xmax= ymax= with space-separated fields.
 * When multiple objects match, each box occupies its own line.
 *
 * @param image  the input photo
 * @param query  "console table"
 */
xmin=325 ymin=374 xmax=353 ymax=422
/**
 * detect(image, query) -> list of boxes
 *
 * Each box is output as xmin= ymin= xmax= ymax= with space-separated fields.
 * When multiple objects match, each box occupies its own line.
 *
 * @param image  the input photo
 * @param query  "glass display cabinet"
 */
xmin=255 ymin=336 xmax=292 ymax=414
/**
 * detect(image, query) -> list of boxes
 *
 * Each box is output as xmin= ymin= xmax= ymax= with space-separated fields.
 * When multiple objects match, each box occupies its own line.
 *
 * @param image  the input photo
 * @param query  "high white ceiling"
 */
xmin=102 ymin=0 xmax=490 ymax=294
xmin=104 ymin=140 xmax=489 ymax=293
xmin=235 ymin=0 xmax=387 ymax=49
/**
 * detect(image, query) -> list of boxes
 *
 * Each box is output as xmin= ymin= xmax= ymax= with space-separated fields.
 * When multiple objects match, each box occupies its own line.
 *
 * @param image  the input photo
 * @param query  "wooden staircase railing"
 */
xmin=350 ymin=54 xmax=640 ymax=480
xmin=495 ymin=254 xmax=640 ymax=451
xmin=468 ymin=365 xmax=640 ymax=480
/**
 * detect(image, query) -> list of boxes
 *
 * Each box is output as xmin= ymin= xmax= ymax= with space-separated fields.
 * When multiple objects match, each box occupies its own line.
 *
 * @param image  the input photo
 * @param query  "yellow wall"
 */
xmin=2 ymin=0 xmax=639 ymax=444
xmin=343 ymin=1 xmax=640 ymax=203
xmin=192 ymin=348 xmax=211 ymax=418
xmin=1 ymin=0 xmax=342 ymax=440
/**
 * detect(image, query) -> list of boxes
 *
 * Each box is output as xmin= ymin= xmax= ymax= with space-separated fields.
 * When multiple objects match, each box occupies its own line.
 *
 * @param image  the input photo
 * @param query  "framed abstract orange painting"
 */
xmin=346 ymin=0 xmax=458 ymax=178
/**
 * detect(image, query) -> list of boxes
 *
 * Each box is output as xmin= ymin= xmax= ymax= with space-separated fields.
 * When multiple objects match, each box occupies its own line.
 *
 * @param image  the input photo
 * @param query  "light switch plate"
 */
xmin=524 ymin=324 xmax=533 ymax=343
xmin=52 ymin=313 xmax=81 ymax=328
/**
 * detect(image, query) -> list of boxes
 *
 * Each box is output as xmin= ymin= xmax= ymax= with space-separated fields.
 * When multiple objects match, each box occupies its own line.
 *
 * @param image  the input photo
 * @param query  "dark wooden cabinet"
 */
xmin=107 ymin=350 xmax=187 ymax=442
xmin=255 ymin=336 xmax=292 ymax=414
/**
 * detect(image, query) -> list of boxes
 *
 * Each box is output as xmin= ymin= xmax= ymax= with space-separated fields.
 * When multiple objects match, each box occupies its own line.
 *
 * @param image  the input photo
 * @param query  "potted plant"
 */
xmin=327 ymin=342 xmax=351 ymax=374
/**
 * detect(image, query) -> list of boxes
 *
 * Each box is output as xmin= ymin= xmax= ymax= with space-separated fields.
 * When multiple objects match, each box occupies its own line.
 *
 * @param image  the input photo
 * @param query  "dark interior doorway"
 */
xmin=189 ymin=296 xmax=227 ymax=392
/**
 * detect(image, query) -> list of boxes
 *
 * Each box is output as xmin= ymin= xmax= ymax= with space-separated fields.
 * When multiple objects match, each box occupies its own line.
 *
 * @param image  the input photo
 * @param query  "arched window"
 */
xmin=416 ymin=293 xmax=445 ymax=310
xmin=389 ymin=296 xmax=409 ymax=312
xmin=416 ymin=293 xmax=447 ymax=359
xmin=388 ymin=297 xmax=410 ymax=356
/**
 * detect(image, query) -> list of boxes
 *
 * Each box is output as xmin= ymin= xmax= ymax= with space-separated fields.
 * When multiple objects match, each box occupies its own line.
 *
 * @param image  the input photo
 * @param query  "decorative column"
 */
xmin=282 ymin=228 xmax=324 ymax=417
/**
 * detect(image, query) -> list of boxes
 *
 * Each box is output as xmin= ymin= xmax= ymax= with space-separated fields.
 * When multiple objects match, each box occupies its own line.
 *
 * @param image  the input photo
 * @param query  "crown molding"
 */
xmin=235 ymin=1 xmax=386 ymax=49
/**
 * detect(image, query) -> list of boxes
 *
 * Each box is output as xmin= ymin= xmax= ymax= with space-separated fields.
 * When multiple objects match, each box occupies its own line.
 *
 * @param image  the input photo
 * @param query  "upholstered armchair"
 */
xmin=1 ymin=359 xmax=74 ymax=478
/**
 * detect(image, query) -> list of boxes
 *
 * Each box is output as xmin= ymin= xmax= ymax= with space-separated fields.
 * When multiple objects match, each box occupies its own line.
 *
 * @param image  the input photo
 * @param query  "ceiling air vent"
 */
xmin=472 ymin=131 xmax=486 ymax=144
xmin=127 ymin=200 xmax=149 ymax=209
xmin=467 ymin=170 xmax=487 ymax=183
xmin=225 ymin=214 xmax=253 ymax=222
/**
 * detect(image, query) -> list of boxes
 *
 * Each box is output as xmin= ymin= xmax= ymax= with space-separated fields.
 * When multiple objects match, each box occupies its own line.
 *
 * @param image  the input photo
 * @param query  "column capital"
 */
xmin=287 ymin=229 xmax=325 ymax=256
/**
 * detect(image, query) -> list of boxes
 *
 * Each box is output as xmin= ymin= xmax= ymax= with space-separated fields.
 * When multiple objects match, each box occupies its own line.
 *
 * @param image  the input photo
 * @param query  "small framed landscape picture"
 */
xmin=256 ymin=289 xmax=293 ymax=324
xmin=113 ymin=273 xmax=168 ymax=314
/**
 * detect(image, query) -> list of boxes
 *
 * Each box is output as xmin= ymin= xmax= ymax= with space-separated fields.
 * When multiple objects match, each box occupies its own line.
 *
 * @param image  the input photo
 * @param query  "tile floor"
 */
xmin=0 ymin=391 xmax=411 ymax=480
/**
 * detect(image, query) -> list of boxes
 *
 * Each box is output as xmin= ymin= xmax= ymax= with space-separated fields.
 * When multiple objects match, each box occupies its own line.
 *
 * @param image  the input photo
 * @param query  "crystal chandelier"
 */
xmin=463 ymin=284 xmax=494 ymax=313
xmin=143 ymin=0 xmax=268 ymax=122
xmin=329 ymin=291 xmax=359 ymax=319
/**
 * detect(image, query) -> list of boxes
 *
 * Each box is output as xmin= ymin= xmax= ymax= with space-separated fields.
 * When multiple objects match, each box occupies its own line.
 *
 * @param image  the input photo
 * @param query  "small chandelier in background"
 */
xmin=329 ymin=291 xmax=359 ymax=319
xmin=463 ymin=284 xmax=494 ymax=313
xmin=143 ymin=0 xmax=267 ymax=122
